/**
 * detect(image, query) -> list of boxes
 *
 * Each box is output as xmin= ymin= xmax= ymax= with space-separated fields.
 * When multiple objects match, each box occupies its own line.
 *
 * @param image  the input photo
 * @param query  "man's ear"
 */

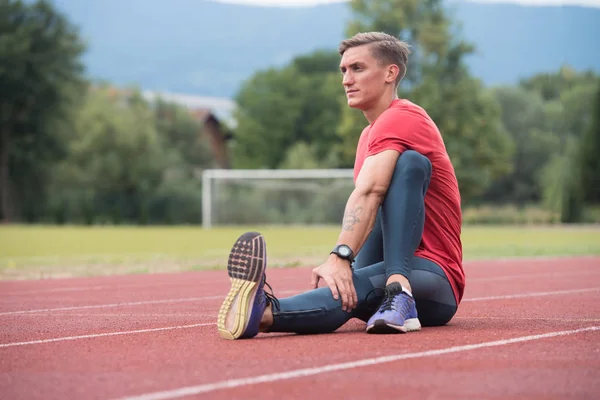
xmin=386 ymin=64 xmax=400 ymax=84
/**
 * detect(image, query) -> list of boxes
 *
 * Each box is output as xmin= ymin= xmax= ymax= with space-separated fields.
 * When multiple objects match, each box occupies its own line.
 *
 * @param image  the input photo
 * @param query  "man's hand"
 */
xmin=311 ymin=255 xmax=357 ymax=312
xmin=309 ymin=151 xmax=400 ymax=312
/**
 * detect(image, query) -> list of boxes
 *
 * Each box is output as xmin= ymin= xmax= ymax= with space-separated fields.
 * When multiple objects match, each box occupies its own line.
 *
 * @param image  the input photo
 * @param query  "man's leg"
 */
xmin=352 ymin=209 xmax=383 ymax=270
xmin=265 ymin=150 xmax=434 ymax=335
xmin=366 ymin=150 xmax=433 ymax=333
xmin=216 ymin=233 xmax=455 ymax=339
xmin=256 ymin=205 xmax=383 ymax=335
xmin=409 ymin=258 xmax=457 ymax=326
xmin=262 ymin=256 xmax=456 ymax=335
xmin=265 ymin=261 xmax=385 ymax=335
xmin=217 ymin=151 xmax=441 ymax=339
xmin=217 ymin=230 xmax=387 ymax=339
xmin=217 ymin=231 xmax=270 ymax=340
xmin=381 ymin=150 xmax=432 ymax=287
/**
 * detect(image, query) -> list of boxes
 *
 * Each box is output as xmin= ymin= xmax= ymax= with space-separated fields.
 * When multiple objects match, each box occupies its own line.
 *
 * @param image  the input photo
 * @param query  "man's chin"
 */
xmin=347 ymin=99 xmax=365 ymax=110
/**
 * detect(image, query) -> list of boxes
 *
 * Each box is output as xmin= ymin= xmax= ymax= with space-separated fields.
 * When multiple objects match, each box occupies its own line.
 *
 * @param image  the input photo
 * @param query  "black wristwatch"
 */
xmin=330 ymin=244 xmax=355 ymax=264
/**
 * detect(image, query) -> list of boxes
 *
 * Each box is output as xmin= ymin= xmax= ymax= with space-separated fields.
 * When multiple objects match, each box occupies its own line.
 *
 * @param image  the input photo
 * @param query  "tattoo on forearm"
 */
xmin=342 ymin=206 xmax=363 ymax=231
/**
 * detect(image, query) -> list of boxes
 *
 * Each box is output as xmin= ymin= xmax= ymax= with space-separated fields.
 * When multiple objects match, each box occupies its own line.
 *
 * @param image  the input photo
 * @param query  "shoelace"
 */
xmin=379 ymin=289 xmax=399 ymax=311
xmin=365 ymin=287 xmax=386 ymax=312
xmin=365 ymin=287 xmax=410 ymax=313
xmin=264 ymin=280 xmax=281 ymax=312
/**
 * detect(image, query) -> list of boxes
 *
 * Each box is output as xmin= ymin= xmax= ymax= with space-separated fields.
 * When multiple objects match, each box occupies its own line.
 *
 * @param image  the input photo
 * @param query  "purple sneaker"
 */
xmin=366 ymin=282 xmax=421 ymax=334
xmin=217 ymin=231 xmax=275 ymax=340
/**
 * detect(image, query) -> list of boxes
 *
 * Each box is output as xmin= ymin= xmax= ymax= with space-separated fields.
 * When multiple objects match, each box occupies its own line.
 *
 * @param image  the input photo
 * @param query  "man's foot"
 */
xmin=217 ymin=231 xmax=271 ymax=340
xmin=366 ymin=282 xmax=421 ymax=334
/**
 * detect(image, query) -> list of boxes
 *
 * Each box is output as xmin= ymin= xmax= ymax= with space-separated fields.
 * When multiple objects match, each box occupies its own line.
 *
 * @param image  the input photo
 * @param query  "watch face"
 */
xmin=339 ymin=246 xmax=351 ymax=257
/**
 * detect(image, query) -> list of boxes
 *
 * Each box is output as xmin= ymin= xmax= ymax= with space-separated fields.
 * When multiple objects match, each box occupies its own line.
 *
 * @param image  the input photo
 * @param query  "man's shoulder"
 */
xmin=376 ymin=99 xmax=436 ymax=131
xmin=388 ymin=99 xmax=432 ymax=120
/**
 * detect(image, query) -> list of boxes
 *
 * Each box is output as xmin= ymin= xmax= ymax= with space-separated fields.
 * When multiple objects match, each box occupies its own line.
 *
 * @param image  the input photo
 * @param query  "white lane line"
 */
xmin=0 ymin=297 xmax=223 ymax=316
xmin=463 ymin=287 xmax=600 ymax=302
xmin=1 ymin=283 xmax=193 ymax=296
xmin=0 ymin=323 xmax=215 ymax=349
xmin=2 ymin=288 xmax=599 ymax=348
xmin=455 ymin=317 xmax=600 ymax=322
xmin=1 ymin=252 xmax=595 ymax=265
xmin=0 ymin=290 xmax=299 ymax=316
xmin=2 ymin=255 xmax=598 ymax=296
xmin=469 ymin=270 xmax=599 ymax=282
xmin=12 ymin=313 xmax=219 ymax=318
xmin=463 ymin=254 xmax=600 ymax=265
xmin=0 ymin=270 xmax=566 ymax=296
xmin=2 ymin=268 xmax=592 ymax=297
xmin=116 ymin=326 xmax=600 ymax=400
xmin=1 ymin=276 xmax=301 ymax=296
xmin=3 ymin=286 xmax=599 ymax=317
xmin=2 ymin=285 xmax=115 ymax=295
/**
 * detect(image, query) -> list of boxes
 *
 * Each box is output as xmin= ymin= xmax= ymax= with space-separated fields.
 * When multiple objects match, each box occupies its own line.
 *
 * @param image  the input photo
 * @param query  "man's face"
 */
xmin=339 ymin=44 xmax=393 ymax=110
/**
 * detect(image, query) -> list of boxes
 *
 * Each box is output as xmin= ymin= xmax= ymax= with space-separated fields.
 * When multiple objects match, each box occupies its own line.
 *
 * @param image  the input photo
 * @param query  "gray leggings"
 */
xmin=353 ymin=205 xmax=457 ymax=327
xmin=268 ymin=151 xmax=458 ymax=335
xmin=267 ymin=255 xmax=457 ymax=335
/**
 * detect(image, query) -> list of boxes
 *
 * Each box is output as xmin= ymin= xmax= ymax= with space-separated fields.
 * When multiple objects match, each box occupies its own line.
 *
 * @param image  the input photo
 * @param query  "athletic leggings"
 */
xmin=268 ymin=151 xmax=458 ymax=335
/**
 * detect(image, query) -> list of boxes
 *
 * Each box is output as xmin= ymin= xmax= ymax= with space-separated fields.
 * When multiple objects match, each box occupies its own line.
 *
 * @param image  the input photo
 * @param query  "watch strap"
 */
xmin=330 ymin=244 xmax=355 ymax=263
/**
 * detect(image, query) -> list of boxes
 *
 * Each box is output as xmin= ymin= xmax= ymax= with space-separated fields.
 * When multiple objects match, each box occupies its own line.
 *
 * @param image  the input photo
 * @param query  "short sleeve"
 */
xmin=366 ymin=108 xmax=422 ymax=157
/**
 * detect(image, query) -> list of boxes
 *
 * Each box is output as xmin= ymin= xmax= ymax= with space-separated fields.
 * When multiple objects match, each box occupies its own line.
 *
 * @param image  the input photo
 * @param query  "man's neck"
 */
xmin=363 ymin=92 xmax=399 ymax=125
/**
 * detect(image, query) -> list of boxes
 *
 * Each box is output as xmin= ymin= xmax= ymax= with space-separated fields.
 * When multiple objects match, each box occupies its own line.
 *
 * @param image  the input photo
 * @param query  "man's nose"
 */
xmin=342 ymin=72 xmax=353 ymax=86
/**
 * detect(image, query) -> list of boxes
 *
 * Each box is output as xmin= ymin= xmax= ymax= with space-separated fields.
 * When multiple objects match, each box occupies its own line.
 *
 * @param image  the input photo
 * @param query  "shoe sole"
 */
xmin=366 ymin=318 xmax=421 ymax=334
xmin=217 ymin=232 xmax=267 ymax=340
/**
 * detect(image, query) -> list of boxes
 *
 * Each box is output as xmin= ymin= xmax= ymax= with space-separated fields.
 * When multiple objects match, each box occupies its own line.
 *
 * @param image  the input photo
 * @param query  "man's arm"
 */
xmin=310 ymin=148 xmax=401 ymax=311
xmin=335 ymin=149 xmax=401 ymax=255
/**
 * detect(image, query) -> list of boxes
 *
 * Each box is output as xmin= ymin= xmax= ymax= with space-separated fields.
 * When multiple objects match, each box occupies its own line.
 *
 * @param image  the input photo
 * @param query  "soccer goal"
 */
xmin=201 ymin=169 xmax=355 ymax=229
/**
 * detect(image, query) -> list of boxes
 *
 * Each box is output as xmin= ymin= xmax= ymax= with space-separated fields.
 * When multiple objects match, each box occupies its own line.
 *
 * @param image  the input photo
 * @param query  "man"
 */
xmin=216 ymin=32 xmax=464 ymax=339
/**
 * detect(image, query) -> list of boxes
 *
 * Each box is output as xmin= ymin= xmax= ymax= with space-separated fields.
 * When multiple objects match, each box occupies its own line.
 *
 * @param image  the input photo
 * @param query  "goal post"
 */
xmin=201 ymin=169 xmax=355 ymax=229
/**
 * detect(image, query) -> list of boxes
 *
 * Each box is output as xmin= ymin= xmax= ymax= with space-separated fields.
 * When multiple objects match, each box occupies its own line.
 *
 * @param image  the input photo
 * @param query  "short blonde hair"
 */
xmin=339 ymin=32 xmax=411 ymax=87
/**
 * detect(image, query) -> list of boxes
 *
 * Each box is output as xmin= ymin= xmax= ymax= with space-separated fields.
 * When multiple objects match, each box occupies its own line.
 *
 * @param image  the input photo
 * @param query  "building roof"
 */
xmin=142 ymin=91 xmax=236 ymax=127
xmin=192 ymin=109 xmax=214 ymax=122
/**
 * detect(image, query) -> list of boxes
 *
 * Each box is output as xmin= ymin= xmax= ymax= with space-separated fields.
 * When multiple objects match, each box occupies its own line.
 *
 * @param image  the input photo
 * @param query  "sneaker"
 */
xmin=217 ymin=231 xmax=277 ymax=340
xmin=366 ymin=282 xmax=421 ymax=334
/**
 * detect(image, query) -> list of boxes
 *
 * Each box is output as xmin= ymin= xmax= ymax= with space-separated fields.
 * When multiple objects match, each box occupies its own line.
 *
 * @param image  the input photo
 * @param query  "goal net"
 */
xmin=201 ymin=169 xmax=355 ymax=228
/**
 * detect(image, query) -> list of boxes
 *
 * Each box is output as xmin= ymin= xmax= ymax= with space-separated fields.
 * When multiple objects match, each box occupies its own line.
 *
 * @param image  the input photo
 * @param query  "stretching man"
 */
xmin=217 ymin=32 xmax=464 ymax=339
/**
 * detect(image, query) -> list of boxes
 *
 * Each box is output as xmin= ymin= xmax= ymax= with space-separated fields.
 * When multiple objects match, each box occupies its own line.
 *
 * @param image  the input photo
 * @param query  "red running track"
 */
xmin=1 ymin=256 xmax=599 ymax=399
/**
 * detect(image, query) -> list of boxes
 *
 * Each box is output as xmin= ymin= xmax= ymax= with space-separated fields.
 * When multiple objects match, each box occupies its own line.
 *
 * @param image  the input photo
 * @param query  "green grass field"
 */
xmin=1 ymin=224 xmax=599 ymax=280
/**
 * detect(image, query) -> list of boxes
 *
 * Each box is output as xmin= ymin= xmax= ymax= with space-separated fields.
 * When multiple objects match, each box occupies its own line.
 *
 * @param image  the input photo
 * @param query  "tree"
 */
xmin=0 ymin=0 xmax=86 ymax=222
xmin=535 ymin=69 xmax=599 ymax=156
xmin=338 ymin=0 xmax=514 ymax=203
xmin=520 ymin=69 xmax=599 ymax=220
xmin=346 ymin=0 xmax=460 ymax=88
xmin=537 ymin=137 xmax=584 ymax=224
xmin=560 ymin=137 xmax=585 ymax=223
xmin=48 ymin=86 xmax=179 ymax=224
xmin=231 ymin=50 xmax=345 ymax=169
xmin=153 ymin=98 xmax=214 ymax=168
xmin=481 ymin=86 xmax=559 ymax=205
xmin=520 ymin=66 xmax=597 ymax=103
xmin=46 ymin=86 xmax=216 ymax=225
xmin=579 ymin=83 xmax=600 ymax=205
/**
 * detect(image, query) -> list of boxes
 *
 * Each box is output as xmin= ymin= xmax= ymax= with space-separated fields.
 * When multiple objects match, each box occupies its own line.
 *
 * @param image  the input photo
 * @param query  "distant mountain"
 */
xmin=50 ymin=0 xmax=600 ymax=99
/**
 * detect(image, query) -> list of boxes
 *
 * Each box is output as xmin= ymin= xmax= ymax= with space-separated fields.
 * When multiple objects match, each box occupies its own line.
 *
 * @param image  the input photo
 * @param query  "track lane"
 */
xmin=2 ymin=291 xmax=599 ymax=399
xmin=194 ymin=329 xmax=600 ymax=400
xmin=1 ymin=257 xmax=599 ymax=399
xmin=2 ymin=256 xmax=599 ymax=314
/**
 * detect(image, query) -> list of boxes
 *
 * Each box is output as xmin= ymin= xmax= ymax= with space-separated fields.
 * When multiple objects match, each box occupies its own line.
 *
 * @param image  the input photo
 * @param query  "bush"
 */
xmin=462 ymin=205 xmax=560 ymax=225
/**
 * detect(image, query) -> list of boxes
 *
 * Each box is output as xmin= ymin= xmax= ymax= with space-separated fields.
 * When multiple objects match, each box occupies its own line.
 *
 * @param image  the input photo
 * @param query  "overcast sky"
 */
xmin=215 ymin=0 xmax=600 ymax=7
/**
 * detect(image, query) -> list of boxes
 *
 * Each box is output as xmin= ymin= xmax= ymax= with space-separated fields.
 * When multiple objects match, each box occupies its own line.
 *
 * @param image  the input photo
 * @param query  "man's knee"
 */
xmin=416 ymin=300 xmax=457 ymax=327
xmin=394 ymin=150 xmax=432 ymax=181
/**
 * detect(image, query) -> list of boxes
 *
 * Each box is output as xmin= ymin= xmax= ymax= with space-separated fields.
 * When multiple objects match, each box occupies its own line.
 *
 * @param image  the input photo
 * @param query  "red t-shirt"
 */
xmin=353 ymin=99 xmax=465 ymax=304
